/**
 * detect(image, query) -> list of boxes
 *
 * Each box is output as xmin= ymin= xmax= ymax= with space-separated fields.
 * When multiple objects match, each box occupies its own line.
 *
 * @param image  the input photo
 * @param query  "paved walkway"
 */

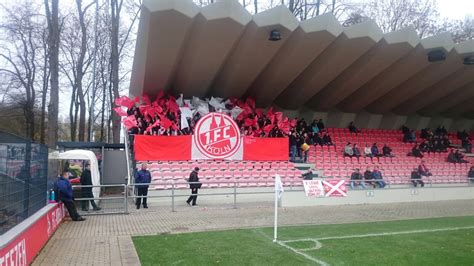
xmin=33 ymin=199 xmax=474 ymax=265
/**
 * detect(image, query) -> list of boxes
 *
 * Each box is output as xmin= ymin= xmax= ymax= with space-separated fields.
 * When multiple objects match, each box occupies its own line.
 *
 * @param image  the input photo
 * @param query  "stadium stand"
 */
xmin=135 ymin=127 xmax=473 ymax=190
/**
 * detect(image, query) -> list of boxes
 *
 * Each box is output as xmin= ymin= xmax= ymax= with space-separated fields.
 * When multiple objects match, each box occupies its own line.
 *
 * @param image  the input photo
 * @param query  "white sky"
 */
xmin=437 ymin=0 xmax=474 ymax=20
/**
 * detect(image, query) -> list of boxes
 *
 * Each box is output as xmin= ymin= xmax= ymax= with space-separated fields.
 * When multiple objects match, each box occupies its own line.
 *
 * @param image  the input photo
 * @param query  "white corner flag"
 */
xmin=275 ymin=174 xmax=284 ymax=199
xmin=274 ymin=174 xmax=284 ymax=242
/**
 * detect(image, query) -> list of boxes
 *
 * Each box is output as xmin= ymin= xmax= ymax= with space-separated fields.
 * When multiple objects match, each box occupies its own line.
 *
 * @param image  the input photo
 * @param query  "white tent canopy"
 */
xmin=50 ymin=149 xmax=101 ymax=199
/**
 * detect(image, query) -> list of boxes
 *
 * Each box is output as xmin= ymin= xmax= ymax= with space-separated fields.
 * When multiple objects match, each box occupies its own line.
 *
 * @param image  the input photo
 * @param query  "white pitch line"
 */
xmin=278 ymin=225 xmax=474 ymax=265
xmin=314 ymin=225 xmax=474 ymax=241
xmin=276 ymin=240 xmax=329 ymax=266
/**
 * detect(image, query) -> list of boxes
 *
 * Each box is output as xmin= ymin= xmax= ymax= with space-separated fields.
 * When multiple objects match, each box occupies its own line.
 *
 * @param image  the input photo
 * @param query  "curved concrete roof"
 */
xmin=130 ymin=0 xmax=474 ymax=118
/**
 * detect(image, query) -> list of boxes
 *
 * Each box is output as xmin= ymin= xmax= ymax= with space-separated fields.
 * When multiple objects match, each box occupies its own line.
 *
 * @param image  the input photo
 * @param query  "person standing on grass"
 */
xmin=55 ymin=170 xmax=85 ymax=221
xmin=186 ymin=167 xmax=201 ymax=206
xmin=80 ymin=163 xmax=101 ymax=211
xmin=135 ymin=163 xmax=151 ymax=209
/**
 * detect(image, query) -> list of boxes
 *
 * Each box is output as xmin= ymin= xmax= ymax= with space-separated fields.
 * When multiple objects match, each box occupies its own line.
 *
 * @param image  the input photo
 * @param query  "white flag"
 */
xmin=179 ymin=107 xmax=193 ymax=129
xmin=275 ymin=174 xmax=284 ymax=199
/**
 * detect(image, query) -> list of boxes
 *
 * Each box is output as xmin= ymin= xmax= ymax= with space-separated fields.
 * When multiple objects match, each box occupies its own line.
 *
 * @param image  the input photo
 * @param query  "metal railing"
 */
xmin=64 ymin=177 xmax=474 ymax=215
xmin=72 ymin=184 xmax=128 ymax=215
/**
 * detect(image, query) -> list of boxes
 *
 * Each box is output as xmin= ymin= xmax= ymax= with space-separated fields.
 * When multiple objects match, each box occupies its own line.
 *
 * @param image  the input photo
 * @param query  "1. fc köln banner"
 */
xmin=134 ymin=113 xmax=288 ymax=161
xmin=191 ymin=113 xmax=243 ymax=160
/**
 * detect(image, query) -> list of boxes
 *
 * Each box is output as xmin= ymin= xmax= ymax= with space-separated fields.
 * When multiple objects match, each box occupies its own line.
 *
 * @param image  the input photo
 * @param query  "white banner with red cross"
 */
xmin=303 ymin=179 xmax=347 ymax=197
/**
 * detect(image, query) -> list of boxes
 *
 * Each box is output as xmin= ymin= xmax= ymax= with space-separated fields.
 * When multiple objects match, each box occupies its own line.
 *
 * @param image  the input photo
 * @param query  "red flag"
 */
xmin=245 ymin=97 xmax=256 ymax=109
xmin=244 ymin=118 xmax=255 ymax=127
xmin=133 ymin=96 xmax=139 ymax=103
xmin=142 ymin=94 xmax=151 ymax=105
xmin=255 ymin=108 xmax=264 ymax=118
xmin=168 ymin=99 xmax=179 ymax=114
xmin=113 ymin=107 xmax=127 ymax=117
xmin=115 ymin=96 xmax=134 ymax=109
xmin=275 ymin=112 xmax=283 ymax=123
xmin=263 ymin=124 xmax=273 ymax=135
xmin=278 ymin=118 xmax=290 ymax=134
xmin=290 ymin=118 xmax=297 ymax=127
xmin=156 ymin=90 xmax=165 ymax=100
xmin=161 ymin=117 xmax=173 ymax=129
xmin=123 ymin=115 xmax=137 ymax=129
xmin=146 ymin=119 xmax=161 ymax=133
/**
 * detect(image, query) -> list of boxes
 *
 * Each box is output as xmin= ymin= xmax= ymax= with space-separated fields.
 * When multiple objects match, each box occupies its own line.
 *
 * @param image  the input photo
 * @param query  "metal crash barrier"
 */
xmin=72 ymin=184 xmax=128 ymax=215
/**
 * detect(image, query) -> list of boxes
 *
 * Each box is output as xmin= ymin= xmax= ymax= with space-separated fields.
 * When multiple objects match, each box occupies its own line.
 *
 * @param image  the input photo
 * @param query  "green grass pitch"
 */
xmin=133 ymin=216 xmax=474 ymax=265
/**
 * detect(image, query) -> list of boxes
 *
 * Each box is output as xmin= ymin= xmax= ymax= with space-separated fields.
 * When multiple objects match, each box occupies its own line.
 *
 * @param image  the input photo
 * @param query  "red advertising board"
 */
xmin=0 ymin=203 xmax=65 ymax=265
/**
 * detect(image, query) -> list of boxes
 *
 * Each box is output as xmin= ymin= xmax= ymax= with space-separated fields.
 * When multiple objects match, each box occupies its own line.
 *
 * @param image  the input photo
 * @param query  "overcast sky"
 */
xmin=436 ymin=0 xmax=473 ymax=20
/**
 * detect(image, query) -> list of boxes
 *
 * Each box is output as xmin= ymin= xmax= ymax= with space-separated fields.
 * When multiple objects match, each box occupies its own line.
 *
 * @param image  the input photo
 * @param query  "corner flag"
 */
xmin=274 ymin=174 xmax=284 ymax=242
xmin=275 ymin=174 xmax=284 ymax=199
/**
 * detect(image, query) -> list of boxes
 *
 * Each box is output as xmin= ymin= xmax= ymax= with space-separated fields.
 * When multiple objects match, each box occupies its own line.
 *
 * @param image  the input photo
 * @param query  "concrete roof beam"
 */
xmin=209 ymin=5 xmax=299 ymax=99
xmin=172 ymin=1 xmax=252 ymax=97
xmin=371 ymin=50 xmax=463 ymax=114
xmin=394 ymin=67 xmax=474 ymax=114
xmin=130 ymin=0 xmax=199 ymax=97
xmin=246 ymin=13 xmax=342 ymax=106
xmin=310 ymin=27 xmax=419 ymax=111
xmin=275 ymin=19 xmax=383 ymax=110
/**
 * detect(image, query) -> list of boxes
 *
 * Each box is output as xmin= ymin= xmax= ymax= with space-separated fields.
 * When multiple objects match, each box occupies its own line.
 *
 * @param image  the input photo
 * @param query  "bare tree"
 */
xmin=348 ymin=0 xmax=440 ymax=38
xmin=45 ymin=0 xmax=60 ymax=148
xmin=0 ymin=3 xmax=46 ymax=141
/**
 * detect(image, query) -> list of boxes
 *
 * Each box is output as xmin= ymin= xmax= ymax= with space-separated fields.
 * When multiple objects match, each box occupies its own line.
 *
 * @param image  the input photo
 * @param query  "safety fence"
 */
xmin=72 ymin=178 xmax=474 ymax=215
xmin=0 ymin=133 xmax=50 ymax=235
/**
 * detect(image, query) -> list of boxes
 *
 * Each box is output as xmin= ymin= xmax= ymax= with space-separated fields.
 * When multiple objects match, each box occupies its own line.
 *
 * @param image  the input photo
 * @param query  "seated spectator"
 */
xmin=353 ymin=144 xmax=361 ymax=161
xmin=350 ymin=168 xmax=366 ymax=189
xmin=420 ymin=128 xmax=430 ymax=139
xmin=457 ymin=130 xmax=469 ymax=141
xmin=419 ymin=140 xmax=429 ymax=153
xmin=411 ymin=168 xmax=424 ymax=187
xmin=317 ymin=119 xmax=325 ymax=131
xmin=344 ymin=142 xmax=354 ymax=157
xmin=454 ymin=150 xmax=468 ymax=163
xmin=371 ymin=143 xmax=381 ymax=160
xmin=403 ymin=129 xmax=416 ymax=143
xmin=441 ymin=136 xmax=450 ymax=152
xmin=382 ymin=144 xmax=394 ymax=157
xmin=408 ymin=130 xmax=417 ymax=143
xmin=447 ymin=149 xmax=457 ymax=163
xmin=401 ymin=125 xmax=410 ymax=136
xmin=322 ymin=132 xmax=334 ymax=146
xmin=372 ymin=166 xmax=386 ymax=188
xmin=410 ymin=144 xmax=424 ymax=158
xmin=364 ymin=167 xmax=375 ymax=188
xmin=348 ymin=121 xmax=360 ymax=134
xmin=461 ymin=136 xmax=472 ymax=153
xmin=311 ymin=119 xmax=320 ymax=134
xmin=364 ymin=144 xmax=373 ymax=159
xmin=418 ymin=160 xmax=432 ymax=177
xmin=312 ymin=132 xmax=323 ymax=146
xmin=468 ymin=166 xmax=474 ymax=183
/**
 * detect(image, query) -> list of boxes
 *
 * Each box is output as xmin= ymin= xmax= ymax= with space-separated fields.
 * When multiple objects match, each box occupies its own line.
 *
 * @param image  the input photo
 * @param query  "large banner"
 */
xmin=135 ymin=113 xmax=288 ymax=161
xmin=303 ymin=179 xmax=347 ymax=197
xmin=0 ymin=203 xmax=65 ymax=266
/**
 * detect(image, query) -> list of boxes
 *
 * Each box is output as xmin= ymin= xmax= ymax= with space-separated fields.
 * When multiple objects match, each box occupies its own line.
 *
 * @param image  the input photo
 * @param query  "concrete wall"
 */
xmin=283 ymin=186 xmax=474 ymax=207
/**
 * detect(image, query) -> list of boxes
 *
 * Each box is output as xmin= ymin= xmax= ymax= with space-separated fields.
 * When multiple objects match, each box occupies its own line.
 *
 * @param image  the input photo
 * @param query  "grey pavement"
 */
xmin=32 ymin=199 xmax=474 ymax=265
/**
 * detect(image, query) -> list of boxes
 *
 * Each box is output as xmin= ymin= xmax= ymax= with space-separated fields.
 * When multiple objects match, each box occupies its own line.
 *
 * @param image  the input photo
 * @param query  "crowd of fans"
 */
xmin=288 ymin=118 xmax=336 ymax=162
xmin=343 ymin=142 xmax=394 ymax=161
xmin=115 ymin=92 xmax=298 ymax=138
xmin=117 ymin=93 xmax=473 ymax=186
